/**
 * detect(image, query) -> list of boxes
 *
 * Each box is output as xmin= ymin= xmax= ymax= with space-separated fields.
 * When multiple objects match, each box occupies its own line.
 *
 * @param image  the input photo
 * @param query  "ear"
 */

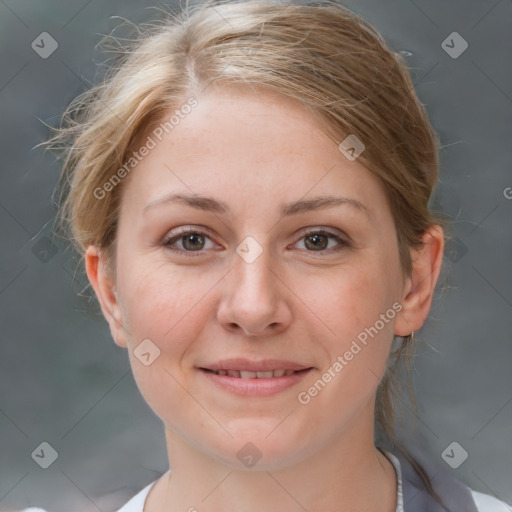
xmin=394 ymin=225 xmax=444 ymax=337
xmin=85 ymin=245 xmax=128 ymax=348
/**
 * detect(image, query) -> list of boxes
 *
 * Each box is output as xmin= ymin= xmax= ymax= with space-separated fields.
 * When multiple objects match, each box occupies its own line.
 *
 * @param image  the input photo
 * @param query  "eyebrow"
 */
xmin=142 ymin=192 xmax=371 ymax=218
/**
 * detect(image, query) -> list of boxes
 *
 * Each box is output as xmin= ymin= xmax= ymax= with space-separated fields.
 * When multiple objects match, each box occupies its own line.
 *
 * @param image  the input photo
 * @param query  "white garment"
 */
xmin=19 ymin=449 xmax=512 ymax=512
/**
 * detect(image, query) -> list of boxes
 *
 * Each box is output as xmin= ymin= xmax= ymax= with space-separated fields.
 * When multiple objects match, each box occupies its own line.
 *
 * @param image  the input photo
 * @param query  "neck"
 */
xmin=148 ymin=400 xmax=397 ymax=512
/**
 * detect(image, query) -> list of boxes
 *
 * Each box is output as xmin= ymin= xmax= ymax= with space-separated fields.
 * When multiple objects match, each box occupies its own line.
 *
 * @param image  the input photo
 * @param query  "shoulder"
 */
xmin=382 ymin=446 xmax=511 ymax=512
xmin=470 ymin=489 xmax=512 ymax=512
xmin=113 ymin=480 xmax=157 ymax=512
xmin=18 ymin=480 xmax=158 ymax=512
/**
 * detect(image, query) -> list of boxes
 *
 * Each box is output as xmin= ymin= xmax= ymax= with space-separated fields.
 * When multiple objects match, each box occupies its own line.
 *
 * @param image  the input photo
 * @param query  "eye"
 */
xmin=163 ymin=227 xmax=217 ymax=257
xmin=293 ymin=229 xmax=349 ymax=254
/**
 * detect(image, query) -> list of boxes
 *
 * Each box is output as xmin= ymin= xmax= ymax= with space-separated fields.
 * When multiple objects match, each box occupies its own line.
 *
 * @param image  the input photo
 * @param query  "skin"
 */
xmin=86 ymin=85 xmax=444 ymax=512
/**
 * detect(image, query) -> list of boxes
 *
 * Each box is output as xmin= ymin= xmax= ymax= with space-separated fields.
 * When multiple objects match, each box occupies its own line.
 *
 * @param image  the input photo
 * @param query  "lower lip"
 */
xmin=198 ymin=368 xmax=313 ymax=397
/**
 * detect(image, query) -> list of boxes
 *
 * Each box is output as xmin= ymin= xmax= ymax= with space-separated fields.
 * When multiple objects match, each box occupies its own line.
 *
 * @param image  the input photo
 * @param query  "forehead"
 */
xmin=120 ymin=85 xmax=387 ymax=218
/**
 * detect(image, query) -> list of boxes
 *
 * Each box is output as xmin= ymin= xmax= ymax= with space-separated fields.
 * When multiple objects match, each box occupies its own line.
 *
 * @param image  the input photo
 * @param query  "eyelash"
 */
xmin=162 ymin=227 xmax=349 ymax=257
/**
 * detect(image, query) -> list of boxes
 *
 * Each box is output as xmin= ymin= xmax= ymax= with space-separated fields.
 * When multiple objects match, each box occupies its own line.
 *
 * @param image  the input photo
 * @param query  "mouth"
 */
xmin=199 ymin=368 xmax=312 ymax=378
xmin=197 ymin=365 xmax=314 ymax=397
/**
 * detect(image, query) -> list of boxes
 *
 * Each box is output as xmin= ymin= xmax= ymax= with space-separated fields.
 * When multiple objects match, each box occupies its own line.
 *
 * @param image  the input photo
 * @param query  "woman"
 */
xmin=32 ymin=0 xmax=510 ymax=510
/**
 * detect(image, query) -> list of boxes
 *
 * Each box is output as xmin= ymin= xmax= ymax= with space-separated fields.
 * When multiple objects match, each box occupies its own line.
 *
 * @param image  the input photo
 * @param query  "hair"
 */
xmin=42 ymin=0 xmax=453 ymax=506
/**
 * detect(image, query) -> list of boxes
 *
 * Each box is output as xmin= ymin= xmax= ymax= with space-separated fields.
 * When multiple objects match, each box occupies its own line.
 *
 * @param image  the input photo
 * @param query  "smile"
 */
xmin=198 ymin=367 xmax=314 ymax=397
xmin=202 ymin=368 xmax=308 ymax=378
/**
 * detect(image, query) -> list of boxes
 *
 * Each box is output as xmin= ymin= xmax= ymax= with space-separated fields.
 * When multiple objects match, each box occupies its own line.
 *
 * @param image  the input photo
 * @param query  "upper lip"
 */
xmin=199 ymin=358 xmax=312 ymax=372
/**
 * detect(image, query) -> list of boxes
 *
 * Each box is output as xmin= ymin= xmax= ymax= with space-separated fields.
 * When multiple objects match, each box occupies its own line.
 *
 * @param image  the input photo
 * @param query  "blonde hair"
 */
xmin=44 ymin=0 xmax=451 ymax=504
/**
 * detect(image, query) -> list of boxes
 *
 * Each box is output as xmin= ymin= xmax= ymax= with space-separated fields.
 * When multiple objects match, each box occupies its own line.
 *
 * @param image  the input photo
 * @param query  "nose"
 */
xmin=216 ymin=246 xmax=292 ymax=337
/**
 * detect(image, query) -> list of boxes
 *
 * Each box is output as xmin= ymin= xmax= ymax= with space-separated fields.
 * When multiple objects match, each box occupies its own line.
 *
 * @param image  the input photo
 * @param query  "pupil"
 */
xmin=305 ymin=234 xmax=327 ymax=251
xmin=183 ymin=234 xmax=204 ymax=251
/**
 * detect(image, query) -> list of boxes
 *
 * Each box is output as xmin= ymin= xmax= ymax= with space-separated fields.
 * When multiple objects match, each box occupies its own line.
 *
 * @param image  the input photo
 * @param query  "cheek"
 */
xmin=308 ymin=264 xmax=393 ymax=337
xmin=117 ymin=261 xmax=214 ymax=416
xmin=303 ymin=260 xmax=397 ymax=387
xmin=122 ymin=262 xmax=213 ymax=343
xmin=298 ymin=272 xmax=396 ymax=427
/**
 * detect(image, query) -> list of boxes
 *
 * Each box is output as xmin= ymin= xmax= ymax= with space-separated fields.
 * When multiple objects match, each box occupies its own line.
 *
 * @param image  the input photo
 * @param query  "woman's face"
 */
xmin=89 ymin=86 xmax=414 ymax=469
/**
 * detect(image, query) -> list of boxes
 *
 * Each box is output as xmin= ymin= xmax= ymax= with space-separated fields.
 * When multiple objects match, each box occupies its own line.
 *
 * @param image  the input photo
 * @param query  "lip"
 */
xmin=197 ymin=367 xmax=314 ymax=397
xmin=199 ymin=358 xmax=311 ymax=372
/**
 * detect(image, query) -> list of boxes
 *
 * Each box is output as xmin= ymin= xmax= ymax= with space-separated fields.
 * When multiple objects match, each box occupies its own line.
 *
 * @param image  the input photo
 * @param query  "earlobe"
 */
xmin=85 ymin=245 xmax=128 ymax=348
xmin=393 ymin=225 xmax=444 ymax=337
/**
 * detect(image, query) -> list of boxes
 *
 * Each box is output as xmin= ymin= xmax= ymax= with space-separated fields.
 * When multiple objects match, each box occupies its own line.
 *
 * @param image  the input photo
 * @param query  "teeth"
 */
xmin=213 ymin=369 xmax=301 ymax=378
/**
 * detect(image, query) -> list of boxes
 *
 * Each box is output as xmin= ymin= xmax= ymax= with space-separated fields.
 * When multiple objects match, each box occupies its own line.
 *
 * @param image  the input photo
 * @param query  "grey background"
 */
xmin=0 ymin=0 xmax=511 ymax=511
